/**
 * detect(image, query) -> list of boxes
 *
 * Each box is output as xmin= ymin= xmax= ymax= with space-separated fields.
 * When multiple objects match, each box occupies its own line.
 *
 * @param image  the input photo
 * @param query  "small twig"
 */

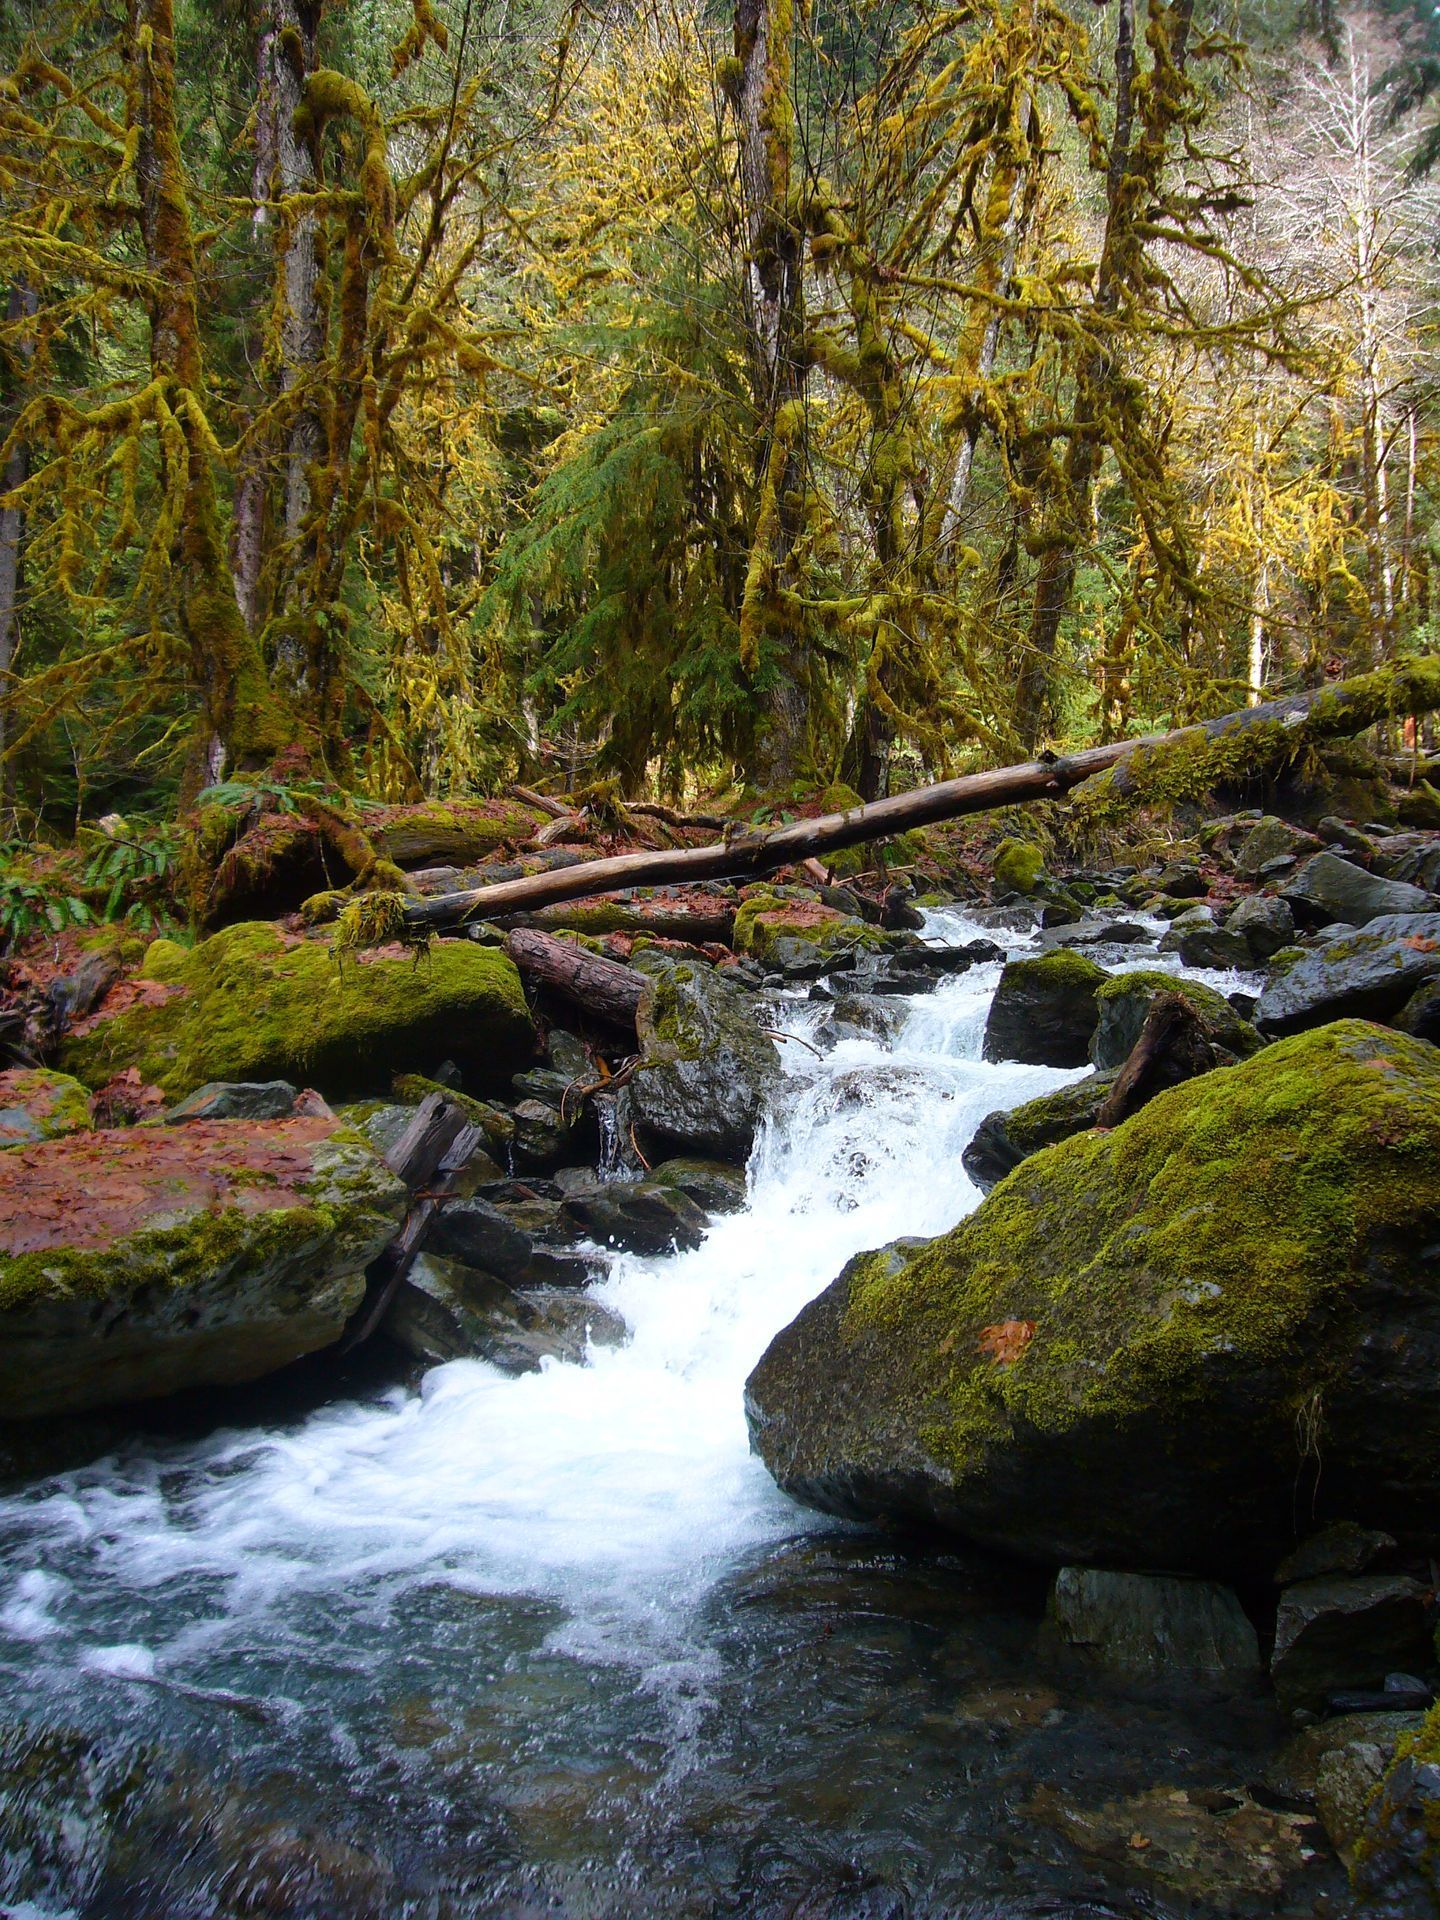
xmin=761 ymin=1026 xmax=823 ymax=1059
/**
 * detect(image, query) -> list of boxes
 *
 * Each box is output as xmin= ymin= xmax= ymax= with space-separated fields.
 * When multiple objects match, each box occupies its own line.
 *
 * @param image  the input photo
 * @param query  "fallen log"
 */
xmin=503 ymin=928 xmax=647 ymax=1028
xmin=406 ymin=661 xmax=1440 ymax=933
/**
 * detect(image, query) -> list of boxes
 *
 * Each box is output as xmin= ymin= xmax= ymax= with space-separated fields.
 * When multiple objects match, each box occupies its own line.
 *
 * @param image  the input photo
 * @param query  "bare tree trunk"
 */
xmin=732 ymin=0 xmax=809 ymax=789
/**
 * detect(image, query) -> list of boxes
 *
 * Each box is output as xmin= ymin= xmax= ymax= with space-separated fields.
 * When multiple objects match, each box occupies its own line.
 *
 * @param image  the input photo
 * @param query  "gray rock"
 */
xmin=1316 ymin=1740 xmax=1390 ymax=1867
xmin=1224 ymin=894 xmax=1295 ymax=961
xmin=424 ymin=1197 xmax=533 ymax=1280
xmin=385 ymin=1255 xmax=626 ymax=1371
xmin=1163 ymin=925 xmax=1253 ymax=970
xmin=1394 ymin=979 xmax=1440 ymax=1044
xmin=1254 ymin=911 xmax=1440 ymax=1035
xmin=630 ymin=960 xmax=782 ymax=1160
xmin=649 ymin=1157 xmax=748 ymax=1215
xmin=1271 ymin=1575 xmax=1432 ymax=1715
xmin=1046 ymin=1567 xmax=1260 ymax=1682
xmin=163 ymin=1080 xmax=302 ymax=1123
xmin=811 ymin=994 xmax=906 ymax=1051
xmin=1282 ymin=851 xmax=1432 ymax=928
xmin=1354 ymin=1729 xmax=1440 ymax=1911
xmin=1373 ymin=832 xmax=1440 ymax=892
xmin=1236 ymin=817 xmax=1324 ymax=878
xmin=545 ymin=1028 xmax=592 ymax=1079
xmin=981 ymin=949 xmax=1107 ymax=1067
xmin=962 ymin=1071 xmax=1117 ymax=1195
xmin=1318 ymin=817 xmax=1378 ymax=858
xmin=1274 ymin=1521 xmax=1396 ymax=1586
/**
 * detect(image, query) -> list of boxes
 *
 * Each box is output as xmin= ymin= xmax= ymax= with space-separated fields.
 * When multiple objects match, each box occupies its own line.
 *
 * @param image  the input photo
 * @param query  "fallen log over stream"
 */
xmin=406 ymin=662 xmax=1440 ymax=933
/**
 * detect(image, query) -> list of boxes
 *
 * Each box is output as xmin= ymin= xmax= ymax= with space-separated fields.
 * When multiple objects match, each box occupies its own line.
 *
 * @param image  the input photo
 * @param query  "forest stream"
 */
xmin=0 ymin=914 xmax=1349 ymax=1920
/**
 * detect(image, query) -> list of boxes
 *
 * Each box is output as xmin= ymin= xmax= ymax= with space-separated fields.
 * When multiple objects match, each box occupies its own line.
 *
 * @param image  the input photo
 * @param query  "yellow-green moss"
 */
xmin=59 ymin=921 xmax=534 ymax=1101
xmin=844 ymin=1021 xmax=1440 ymax=1473
xmin=0 ymin=1070 xmax=93 ymax=1148
xmin=733 ymin=887 xmax=890 ymax=961
xmin=993 ymin=838 xmax=1046 ymax=894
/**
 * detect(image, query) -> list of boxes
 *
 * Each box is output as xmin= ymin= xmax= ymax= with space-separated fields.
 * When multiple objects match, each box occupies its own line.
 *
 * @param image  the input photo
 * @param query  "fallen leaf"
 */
xmin=978 ymin=1318 xmax=1036 ymax=1366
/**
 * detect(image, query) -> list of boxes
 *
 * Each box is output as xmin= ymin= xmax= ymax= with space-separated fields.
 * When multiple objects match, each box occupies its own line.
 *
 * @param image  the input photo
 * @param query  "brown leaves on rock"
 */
xmin=89 ymin=1069 xmax=166 ymax=1128
xmin=0 ymin=1116 xmax=338 ymax=1256
xmin=978 ymin=1318 xmax=1037 ymax=1366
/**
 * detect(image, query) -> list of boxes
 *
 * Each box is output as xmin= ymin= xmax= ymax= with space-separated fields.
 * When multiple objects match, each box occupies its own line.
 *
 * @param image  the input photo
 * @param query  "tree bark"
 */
xmin=402 ymin=661 xmax=1440 ymax=932
xmin=503 ymin=929 xmax=647 ymax=1027
xmin=0 ymin=281 xmax=37 ymax=779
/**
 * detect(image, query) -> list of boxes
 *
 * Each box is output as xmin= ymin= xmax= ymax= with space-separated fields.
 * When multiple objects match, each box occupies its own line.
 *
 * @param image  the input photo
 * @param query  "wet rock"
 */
xmin=509 ymin=1095 xmax=585 ymax=1170
xmin=745 ymin=1023 xmax=1440 ymax=1573
xmin=1236 ymin=816 xmax=1325 ymax=878
xmin=1270 ymin=1575 xmax=1433 ymax=1716
xmin=1088 ymin=969 xmax=1261 ymax=1070
xmin=0 ymin=1118 xmax=406 ymax=1417
xmin=556 ymin=1173 xmax=708 ymax=1255
xmin=811 ymin=994 xmax=906 ymax=1050
xmin=384 ymin=1254 xmax=625 ymax=1371
xmin=1154 ymin=863 xmax=1208 ymax=899
xmin=1254 ymin=911 xmax=1440 ymax=1035
xmin=60 ymin=921 xmax=535 ymax=1102
xmin=1315 ymin=1739 xmax=1389 ymax=1867
xmin=1224 ymin=893 xmax=1295 ymax=962
xmin=1373 ymin=832 xmax=1440 ymax=892
xmin=1161 ymin=923 xmax=1253 ymax=970
xmin=649 ymin=1157 xmax=748 ymax=1215
xmin=1281 ymin=851 xmax=1433 ymax=928
xmin=545 ymin=1027 xmax=592 ymax=1079
xmin=1045 ymin=1567 xmax=1260 ymax=1682
xmin=424 ymin=1196 xmax=533 ymax=1279
xmin=962 ymin=1071 xmax=1116 ymax=1195
xmin=163 ymin=1079 xmax=301 ymax=1123
xmin=1045 ymin=917 xmax=1152 ymax=949
xmin=1274 ymin=1521 xmax=1396 ymax=1586
xmin=0 ymin=1067 xmax=93 ymax=1148
xmin=1353 ymin=1703 xmax=1440 ymax=1912
xmin=981 ymin=949 xmax=1107 ymax=1067
xmin=630 ymin=959 xmax=781 ymax=1160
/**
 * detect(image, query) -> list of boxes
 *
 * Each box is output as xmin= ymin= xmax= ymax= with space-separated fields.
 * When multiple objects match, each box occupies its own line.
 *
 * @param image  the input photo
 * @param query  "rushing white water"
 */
xmin=0 ymin=915 xmax=1257 ymax=1722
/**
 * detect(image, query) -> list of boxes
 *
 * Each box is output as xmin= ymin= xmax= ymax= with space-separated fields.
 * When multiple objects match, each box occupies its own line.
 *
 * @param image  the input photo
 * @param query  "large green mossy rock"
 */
xmin=746 ymin=1022 xmax=1440 ymax=1574
xmin=630 ymin=959 xmax=781 ymax=1161
xmin=0 ymin=1117 xmax=407 ymax=1417
xmin=60 ymin=922 xmax=534 ymax=1101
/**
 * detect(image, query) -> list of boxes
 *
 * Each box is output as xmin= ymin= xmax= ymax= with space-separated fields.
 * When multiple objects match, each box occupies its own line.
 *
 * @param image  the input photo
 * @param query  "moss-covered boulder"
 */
xmin=746 ymin=1022 xmax=1440 ymax=1573
xmin=733 ymin=887 xmax=892 ymax=975
xmin=630 ymin=959 xmax=781 ymax=1161
xmin=992 ymin=838 xmax=1046 ymax=896
xmin=981 ymin=949 xmax=1107 ymax=1067
xmin=1089 ymin=969 xmax=1263 ymax=1069
xmin=0 ymin=1069 xmax=92 ymax=1149
xmin=60 ymin=922 xmax=534 ymax=1102
xmin=0 ymin=1117 xmax=407 ymax=1417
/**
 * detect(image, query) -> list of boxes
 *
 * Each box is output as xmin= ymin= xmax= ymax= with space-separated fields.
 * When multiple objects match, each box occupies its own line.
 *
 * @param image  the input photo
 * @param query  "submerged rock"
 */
xmin=60 ymin=922 xmax=535 ymax=1102
xmin=1255 ymin=912 xmax=1440 ymax=1035
xmin=981 ymin=949 xmax=1107 ymax=1067
xmin=745 ymin=1021 xmax=1440 ymax=1573
xmin=0 ymin=1117 xmax=406 ymax=1417
xmin=630 ymin=959 xmax=781 ymax=1160
xmin=1045 ymin=1568 xmax=1260 ymax=1683
xmin=0 ymin=1068 xmax=92 ymax=1149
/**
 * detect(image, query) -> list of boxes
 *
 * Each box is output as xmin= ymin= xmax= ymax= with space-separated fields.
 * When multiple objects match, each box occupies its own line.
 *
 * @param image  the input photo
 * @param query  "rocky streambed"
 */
xmin=0 ymin=809 xmax=1439 ymax=1916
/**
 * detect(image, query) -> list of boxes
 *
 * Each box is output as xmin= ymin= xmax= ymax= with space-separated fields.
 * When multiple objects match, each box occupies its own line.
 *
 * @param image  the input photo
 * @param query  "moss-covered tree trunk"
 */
xmin=129 ymin=0 xmax=290 ymax=776
xmin=0 ymin=280 xmax=37 ymax=785
xmin=733 ymin=0 xmax=810 ymax=790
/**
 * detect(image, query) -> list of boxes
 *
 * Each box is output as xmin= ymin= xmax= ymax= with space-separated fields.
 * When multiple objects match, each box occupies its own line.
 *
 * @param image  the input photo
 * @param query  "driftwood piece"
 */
xmin=503 ymin=928 xmax=646 ymax=1027
xmin=349 ymin=1106 xmax=486 ymax=1348
xmin=1095 ymin=992 xmax=1224 ymax=1130
xmin=407 ymin=663 xmax=1440 ymax=934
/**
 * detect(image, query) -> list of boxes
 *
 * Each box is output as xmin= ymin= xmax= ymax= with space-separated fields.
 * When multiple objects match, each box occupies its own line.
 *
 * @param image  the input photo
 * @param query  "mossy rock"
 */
xmin=1090 ymin=969 xmax=1263 ymax=1070
xmin=992 ymin=838 xmax=1046 ymax=896
xmin=733 ymin=888 xmax=889 ymax=966
xmin=961 ymin=1070 xmax=1116 ymax=1194
xmin=1352 ymin=1701 xmax=1440 ymax=1907
xmin=630 ymin=959 xmax=782 ymax=1160
xmin=0 ymin=1117 xmax=407 ymax=1417
xmin=60 ymin=922 xmax=534 ymax=1102
xmin=746 ymin=1022 xmax=1440 ymax=1574
xmin=982 ymin=949 xmax=1108 ymax=1067
xmin=0 ymin=1069 xmax=93 ymax=1149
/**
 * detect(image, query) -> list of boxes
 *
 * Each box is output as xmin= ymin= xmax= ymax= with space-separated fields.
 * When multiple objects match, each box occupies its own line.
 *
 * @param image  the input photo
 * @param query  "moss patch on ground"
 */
xmin=60 ymin=921 xmax=534 ymax=1101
